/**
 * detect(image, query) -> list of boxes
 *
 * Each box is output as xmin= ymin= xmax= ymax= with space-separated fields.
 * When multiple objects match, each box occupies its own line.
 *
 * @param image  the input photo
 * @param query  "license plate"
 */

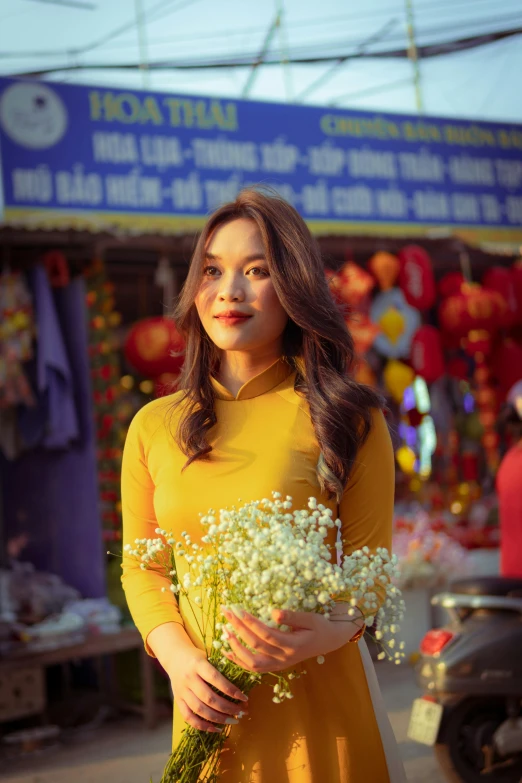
xmin=407 ymin=698 xmax=443 ymax=746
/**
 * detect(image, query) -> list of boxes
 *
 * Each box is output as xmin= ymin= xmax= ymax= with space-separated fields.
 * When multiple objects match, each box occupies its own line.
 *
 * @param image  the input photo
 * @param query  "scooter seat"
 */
xmin=450 ymin=576 xmax=522 ymax=596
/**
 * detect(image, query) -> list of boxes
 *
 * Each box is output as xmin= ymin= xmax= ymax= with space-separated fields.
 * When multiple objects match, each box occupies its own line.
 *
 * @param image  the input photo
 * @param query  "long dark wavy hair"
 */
xmin=173 ymin=187 xmax=383 ymax=501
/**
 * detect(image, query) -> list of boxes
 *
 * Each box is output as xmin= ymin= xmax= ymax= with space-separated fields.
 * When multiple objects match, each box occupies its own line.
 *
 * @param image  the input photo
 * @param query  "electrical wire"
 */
xmin=75 ymin=0 xmax=200 ymax=55
xmin=295 ymin=19 xmax=399 ymax=103
xmin=11 ymin=23 xmax=522 ymax=78
xmin=4 ymin=10 xmax=522 ymax=69
xmin=0 ymin=0 xmax=518 ymax=60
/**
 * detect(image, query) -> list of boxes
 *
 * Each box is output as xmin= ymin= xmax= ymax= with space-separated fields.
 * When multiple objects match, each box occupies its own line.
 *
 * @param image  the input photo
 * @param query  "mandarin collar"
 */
xmin=211 ymin=358 xmax=294 ymax=401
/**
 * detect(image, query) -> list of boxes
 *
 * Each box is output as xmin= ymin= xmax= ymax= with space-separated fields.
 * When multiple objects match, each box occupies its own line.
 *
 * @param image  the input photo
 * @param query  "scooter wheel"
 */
xmin=436 ymin=698 xmax=522 ymax=782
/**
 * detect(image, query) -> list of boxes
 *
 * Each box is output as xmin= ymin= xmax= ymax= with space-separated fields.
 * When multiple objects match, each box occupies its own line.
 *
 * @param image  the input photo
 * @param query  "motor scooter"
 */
xmin=407 ymin=576 xmax=522 ymax=783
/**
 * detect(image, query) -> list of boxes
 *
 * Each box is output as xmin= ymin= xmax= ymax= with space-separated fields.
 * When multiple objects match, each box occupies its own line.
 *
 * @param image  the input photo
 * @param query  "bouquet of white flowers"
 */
xmin=125 ymin=493 xmax=404 ymax=783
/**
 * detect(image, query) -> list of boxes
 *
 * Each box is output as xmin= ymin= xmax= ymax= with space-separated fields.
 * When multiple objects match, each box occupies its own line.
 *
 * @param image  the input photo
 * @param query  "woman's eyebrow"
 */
xmin=204 ymin=252 xmax=267 ymax=263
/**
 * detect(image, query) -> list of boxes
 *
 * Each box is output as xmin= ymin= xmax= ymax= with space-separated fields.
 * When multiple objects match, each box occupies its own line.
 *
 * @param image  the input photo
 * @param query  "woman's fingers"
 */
xmin=225 ymin=632 xmax=285 ymax=672
xmin=222 ymin=611 xmax=287 ymax=659
xmin=222 ymin=607 xmax=293 ymax=657
xmin=273 ymin=609 xmax=320 ymax=630
xmin=184 ymin=688 xmax=244 ymax=727
xmin=177 ymin=698 xmax=224 ymax=733
xmin=192 ymin=675 xmax=248 ymax=719
xmin=198 ymin=658 xmax=249 ymax=703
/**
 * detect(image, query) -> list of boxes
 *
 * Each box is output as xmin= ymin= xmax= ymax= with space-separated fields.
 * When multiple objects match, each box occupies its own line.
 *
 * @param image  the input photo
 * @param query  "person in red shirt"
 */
xmin=496 ymin=381 xmax=522 ymax=578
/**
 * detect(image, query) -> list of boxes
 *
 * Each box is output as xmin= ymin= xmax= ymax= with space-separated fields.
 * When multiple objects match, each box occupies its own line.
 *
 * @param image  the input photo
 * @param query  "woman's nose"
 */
xmin=218 ymin=274 xmax=245 ymax=302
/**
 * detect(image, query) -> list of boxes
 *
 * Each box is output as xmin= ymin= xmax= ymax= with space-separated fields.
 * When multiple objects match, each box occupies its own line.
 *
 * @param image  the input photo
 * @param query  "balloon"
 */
xmin=368 ymin=251 xmax=400 ymax=291
xmin=398 ymin=245 xmax=436 ymax=311
xmin=371 ymin=288 xmax=421 ymax=358
xmin=383 ymin=360 xmax=415 ymax=403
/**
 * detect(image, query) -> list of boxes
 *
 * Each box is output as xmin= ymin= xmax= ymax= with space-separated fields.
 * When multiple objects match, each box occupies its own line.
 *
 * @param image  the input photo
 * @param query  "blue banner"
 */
xmin=0 ymin=76 xmax=521 ymax=236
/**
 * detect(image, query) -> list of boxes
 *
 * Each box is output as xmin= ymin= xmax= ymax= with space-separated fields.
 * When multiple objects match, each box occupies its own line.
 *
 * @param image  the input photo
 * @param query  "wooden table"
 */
xmin=0 ymin=627 xmax=159 ymax=729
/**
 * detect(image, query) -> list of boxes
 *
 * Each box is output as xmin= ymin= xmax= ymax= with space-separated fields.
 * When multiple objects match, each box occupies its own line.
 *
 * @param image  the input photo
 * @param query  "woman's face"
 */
xmin=195 ymin=218 xmax=288 ymax=356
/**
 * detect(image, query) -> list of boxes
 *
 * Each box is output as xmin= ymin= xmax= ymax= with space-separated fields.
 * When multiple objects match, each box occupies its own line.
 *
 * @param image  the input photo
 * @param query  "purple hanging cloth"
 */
xmin=3 ymin=276 xmax=105 ymax=598
xmin=18 ymin=265 xmax=79 ymax=449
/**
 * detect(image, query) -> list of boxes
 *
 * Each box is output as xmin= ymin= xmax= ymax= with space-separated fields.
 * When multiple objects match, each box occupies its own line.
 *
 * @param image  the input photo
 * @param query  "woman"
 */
xmin=497 ymin=381 xmax=522 ymax=579
xmin=121 ymin=188 xmax=405 ymax=782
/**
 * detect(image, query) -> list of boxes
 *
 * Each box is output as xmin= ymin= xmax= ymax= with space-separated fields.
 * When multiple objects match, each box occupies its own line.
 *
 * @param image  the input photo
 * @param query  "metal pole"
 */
xmin=405 ymin=0 xmax=423 ymax=113
xmin=275 ymin=0 xmax=293 ymax=102
xmin=242 ymin=13 xmax=280 ymax=98
xmin=135 ymin=0 xmax=150 ymax=89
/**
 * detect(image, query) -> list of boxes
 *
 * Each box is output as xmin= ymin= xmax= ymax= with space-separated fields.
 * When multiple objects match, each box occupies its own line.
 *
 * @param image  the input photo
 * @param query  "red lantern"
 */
xmin=410 ymin=326 xmax=445 ymax=383
xmin=124 ymin=317 xmax=184 ymax=377
xmin=398 ymin=245 xmax=436 ymax=311
xmin=461 ymin=452 xmax=479 ymax=482
xmin=447 ymin=356 xmax=470 ymax=381
xmin=438 ymin=272 xmax=464 ymax=300
xmin=438 ymin=283 xmax=506 ymax=338
xmin=512 ymin=261 xmax=522 ymax=323
xmin=492 ymin=337 xmax=522 ymax=397
xmin=463 ymin=330 xmax=492 ymax=358
xmin=483 ymin=267 xmax=518 ymax=327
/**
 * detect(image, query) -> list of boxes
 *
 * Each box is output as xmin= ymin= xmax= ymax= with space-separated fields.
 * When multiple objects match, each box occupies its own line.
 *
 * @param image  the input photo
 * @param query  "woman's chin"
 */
xmin=213 ymin=338 xmax=256 ymax=352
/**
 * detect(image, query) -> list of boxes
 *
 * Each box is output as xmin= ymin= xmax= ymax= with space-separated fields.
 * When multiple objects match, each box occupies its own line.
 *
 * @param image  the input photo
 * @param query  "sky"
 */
xmin=0 ymin=0 xmax=521 ymax=123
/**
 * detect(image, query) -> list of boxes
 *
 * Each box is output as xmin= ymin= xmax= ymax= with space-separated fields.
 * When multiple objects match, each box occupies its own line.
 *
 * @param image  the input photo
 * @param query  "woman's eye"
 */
xmin=247 ymin=267 xmax=269 ymax=277
xmin=203 ymin=266 xmax=220 ymax=277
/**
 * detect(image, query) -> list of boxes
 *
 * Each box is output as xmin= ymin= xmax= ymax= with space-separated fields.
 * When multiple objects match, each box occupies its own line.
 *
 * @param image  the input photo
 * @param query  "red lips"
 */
xmin=214 ymin=310 xmax=252 ymax=319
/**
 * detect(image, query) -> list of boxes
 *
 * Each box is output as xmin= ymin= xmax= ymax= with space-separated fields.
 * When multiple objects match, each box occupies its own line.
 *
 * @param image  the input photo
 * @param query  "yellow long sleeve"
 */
xmin=339 ymin=408 xmax=395 ymax=556
xmin=121 ymin=405 xmax=184 ymax=654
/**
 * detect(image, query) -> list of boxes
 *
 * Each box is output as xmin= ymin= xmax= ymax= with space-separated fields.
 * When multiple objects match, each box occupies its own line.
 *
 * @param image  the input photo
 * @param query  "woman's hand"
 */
xmin=166 ymin=644 xmax=249 ymax=733
xmin=148 ymin=622 xmax=249 ymax=733
xmin=221 ymin=604 xmax=364 ymax=673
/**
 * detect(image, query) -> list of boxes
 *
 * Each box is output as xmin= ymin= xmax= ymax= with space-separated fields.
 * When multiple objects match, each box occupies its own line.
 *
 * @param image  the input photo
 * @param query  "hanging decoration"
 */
xmin=346 ymin=314 xmax=380 ymax=356
xmin=383 ymin=360 xmax=415 ymax=403
xmin=438 ymin=283 xmax=506 ymax=341
xmin=85 ymin=258 xmax=128 ymax=543
xmin=438 ymin=272 xmax=465 ymax=300
xmin=398 ymin=245 xmax=436 ymax=311
xmin=410 ymin=326 xmax=445 ymax=383
xmin=396 ymin=445 xmax=417 ymax=475
xmin=124 ymin=316 xmax=185 ymax=379
xmin=370 ymin=288 xmax=421 ymax=358
xmin=483 ymin=266 xmax=519 ymax=328
xmin=511 ymin=260 xmax=522 ymax=322
xmin=354 ymin=359 xmax=377 ymax=387
xmin=330 ymin=261 xmax=375 ymax=309
xmin=43 ymin=250 xmax=70 ymax=288
xmin=492 ymin=337 xmax=522 ymax=398
xmin=368 ymin=251 xmax=400 ymax=291
xmin=0 ymin=270 xmax=35 ymax=408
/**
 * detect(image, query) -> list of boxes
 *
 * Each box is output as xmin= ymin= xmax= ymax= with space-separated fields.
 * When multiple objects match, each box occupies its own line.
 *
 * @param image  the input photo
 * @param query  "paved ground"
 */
xmin=0 ymin=662 xmax=445 ymax=783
